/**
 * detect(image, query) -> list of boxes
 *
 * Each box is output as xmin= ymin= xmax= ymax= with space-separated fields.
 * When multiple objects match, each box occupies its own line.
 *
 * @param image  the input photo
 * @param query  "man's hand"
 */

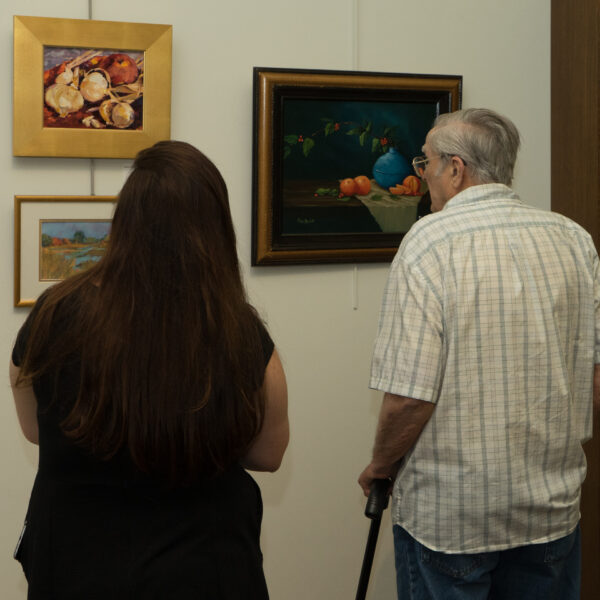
xmin=358 ymin=463 xmax=395 ymax=497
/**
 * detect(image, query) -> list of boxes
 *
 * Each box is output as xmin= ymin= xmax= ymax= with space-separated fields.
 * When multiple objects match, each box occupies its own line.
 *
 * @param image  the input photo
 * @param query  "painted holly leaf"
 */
xmin=302 ymin=137 xmax=315 ymax=157
xmin=324 ymin=122 xmax=335 ymax=136
xmin=284 ymin=134 xmax=299 ymax=145
xmin=314 ymin=187 xmax=338 ymax=197
xmin=372 ymin=138 xmax=380 ymax=153
xmin=283 ymin=146 xmax=291 ymax=159
xmin=346 ymin=127 xmax=361 ymax=136
xmin=359 ymin=131 xmax=367 ymax=146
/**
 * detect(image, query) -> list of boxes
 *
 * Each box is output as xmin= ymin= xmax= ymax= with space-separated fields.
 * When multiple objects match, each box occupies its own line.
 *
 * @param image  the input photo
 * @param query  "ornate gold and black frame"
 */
xmin=252 ymin=67 xmax=462 ymax=265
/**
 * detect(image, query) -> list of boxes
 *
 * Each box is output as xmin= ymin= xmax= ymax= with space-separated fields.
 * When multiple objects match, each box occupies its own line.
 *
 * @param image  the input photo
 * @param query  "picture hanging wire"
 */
xmin=351 ymin=0 xmax=359 ymax=71
xmin=90 ymin=159 xmax=96 ymax=196
xmin=353 ymin=265 xmax=359 ymax=310
xmin=89 ymin=0 xmax=95 ymax=193
xmin=352 ymin=0 xmax=359 ymax=311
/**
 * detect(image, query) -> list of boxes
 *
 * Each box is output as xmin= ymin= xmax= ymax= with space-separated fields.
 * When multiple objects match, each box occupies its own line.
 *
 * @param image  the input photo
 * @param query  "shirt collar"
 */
xmin=442 ymin=183 xmax=522 ymax=211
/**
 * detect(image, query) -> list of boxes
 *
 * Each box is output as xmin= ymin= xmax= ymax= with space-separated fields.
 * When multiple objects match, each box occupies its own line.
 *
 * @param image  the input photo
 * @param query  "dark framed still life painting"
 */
xmin=252 ymin=67 xmax=462 ymax=265
xmin=15 ymin=196 xmax=117 ymax=307
xmin=13 ymin=15 xmax=172 ymax=158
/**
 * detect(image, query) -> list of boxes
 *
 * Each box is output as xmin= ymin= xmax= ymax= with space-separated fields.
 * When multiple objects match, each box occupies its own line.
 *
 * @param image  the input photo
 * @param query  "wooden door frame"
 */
xmin=551 ymin=1 xmax=600 ymax=597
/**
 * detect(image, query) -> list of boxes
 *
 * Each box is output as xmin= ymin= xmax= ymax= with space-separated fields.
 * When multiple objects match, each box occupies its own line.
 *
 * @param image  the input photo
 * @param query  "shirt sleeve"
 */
xmin=369 ymin=254 xmax=444 ymax=403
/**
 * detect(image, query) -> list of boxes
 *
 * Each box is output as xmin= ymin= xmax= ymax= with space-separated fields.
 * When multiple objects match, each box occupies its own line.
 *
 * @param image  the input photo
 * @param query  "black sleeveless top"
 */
xmin=13 ymin=289 xmax=274 ymax=600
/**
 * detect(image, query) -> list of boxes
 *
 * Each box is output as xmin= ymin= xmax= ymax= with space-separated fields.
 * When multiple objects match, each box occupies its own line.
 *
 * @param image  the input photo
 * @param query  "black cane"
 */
xmin=355 ymin=478 xmax=390 ymax=600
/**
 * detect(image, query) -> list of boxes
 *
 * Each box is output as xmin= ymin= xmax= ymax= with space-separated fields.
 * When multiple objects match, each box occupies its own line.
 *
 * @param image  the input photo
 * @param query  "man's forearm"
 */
xmin=358 ymin=392 xmax=435 ymax=495
xmin=370 ymin=392 xmax=435 ymax=473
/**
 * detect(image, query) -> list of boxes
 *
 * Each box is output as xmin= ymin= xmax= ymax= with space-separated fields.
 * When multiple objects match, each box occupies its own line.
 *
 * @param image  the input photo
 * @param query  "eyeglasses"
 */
xmin=412 ymin=154 xmax=468 ymax=178
xmin=412 ymin=155 xmax=430 ymax=178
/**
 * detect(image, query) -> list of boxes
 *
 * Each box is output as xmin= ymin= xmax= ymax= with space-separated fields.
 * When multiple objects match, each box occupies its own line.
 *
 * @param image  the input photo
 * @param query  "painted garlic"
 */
xmin=44 ymin=83 xmax=84 ymax=117
xmin=80 ymin=71 xmax=109 ymax=103
xmin=50 ymin=50 xmax=101 ymax=88
xmin=82 ymin=115 xmax=105 ymax=129
xmin=99 ymin=100 xmax=135 ymax=128
xmin=55 ymin=65 xmax=79 ymax=87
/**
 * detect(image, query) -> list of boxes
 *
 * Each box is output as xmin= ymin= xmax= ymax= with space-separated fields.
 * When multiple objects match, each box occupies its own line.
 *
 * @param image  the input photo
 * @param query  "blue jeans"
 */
xmin=393 ymin=524 xmax=580 ymax=600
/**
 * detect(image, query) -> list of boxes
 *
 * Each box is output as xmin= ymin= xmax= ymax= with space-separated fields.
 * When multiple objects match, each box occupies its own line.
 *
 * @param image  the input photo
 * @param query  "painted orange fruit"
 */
xmin=389 ymin=185 xmax=410 ymax=195
xmin=353 ymin=175 xmax=371 ymax=195
xmin=402 ymin=175 xmax=421 ymax=195
xmin=340 ymin=178 xmax=357 ymax=196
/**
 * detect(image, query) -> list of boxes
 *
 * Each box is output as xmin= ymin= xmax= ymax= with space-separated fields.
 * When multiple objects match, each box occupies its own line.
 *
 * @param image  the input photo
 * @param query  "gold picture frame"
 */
xmin=13 ymin=15 xmax=172 ymax=158
xmin=15 ymin=195 xmax=117 ymax=307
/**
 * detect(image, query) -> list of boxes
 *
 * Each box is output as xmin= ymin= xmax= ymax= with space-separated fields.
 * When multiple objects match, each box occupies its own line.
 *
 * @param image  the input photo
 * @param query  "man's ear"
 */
xmin=450 ymin=156 xmax=467 ymax=188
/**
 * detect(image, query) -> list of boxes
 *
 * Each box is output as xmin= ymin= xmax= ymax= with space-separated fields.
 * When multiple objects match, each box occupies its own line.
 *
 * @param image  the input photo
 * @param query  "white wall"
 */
xmin=1 ymin=1 xmax=550 ymax=598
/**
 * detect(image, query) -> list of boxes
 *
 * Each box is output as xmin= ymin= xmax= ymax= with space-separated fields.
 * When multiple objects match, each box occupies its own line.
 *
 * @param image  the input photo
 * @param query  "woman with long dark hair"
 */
xmin=10 ymin=140 xmax=289 ymax=599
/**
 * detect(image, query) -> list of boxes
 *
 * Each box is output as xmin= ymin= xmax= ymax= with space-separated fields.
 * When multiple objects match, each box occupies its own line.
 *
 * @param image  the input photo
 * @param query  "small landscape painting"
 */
xmin=43 ymin=46 xmax=144 ymax=130
xmin=39 ymin=220 xmax=111 ymax=281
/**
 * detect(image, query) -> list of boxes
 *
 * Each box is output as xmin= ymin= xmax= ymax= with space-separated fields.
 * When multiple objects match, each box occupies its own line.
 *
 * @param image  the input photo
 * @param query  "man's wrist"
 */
xmin=369 ymin=460 xmax=395 ymax=478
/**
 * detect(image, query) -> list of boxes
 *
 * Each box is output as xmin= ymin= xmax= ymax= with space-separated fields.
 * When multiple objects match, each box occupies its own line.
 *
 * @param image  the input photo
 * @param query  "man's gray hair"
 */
xmin=429 ymin=108 xmax=521 ymax=185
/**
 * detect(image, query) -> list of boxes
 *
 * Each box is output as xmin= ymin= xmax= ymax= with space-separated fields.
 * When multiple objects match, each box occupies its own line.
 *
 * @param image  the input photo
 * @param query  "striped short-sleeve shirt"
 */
xmin=370 ymin=184 xmax=600 ymax=553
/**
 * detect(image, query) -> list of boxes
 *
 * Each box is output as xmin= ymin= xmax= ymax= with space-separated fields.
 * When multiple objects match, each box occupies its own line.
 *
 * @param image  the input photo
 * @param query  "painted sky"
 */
xmin=41 ymin=220 xmax=111 ymax=239
xmin=43 ymin=47 xmax=143 ymax=71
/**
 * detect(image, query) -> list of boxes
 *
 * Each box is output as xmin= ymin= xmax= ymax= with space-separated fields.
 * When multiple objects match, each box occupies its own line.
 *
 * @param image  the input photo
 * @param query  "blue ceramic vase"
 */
xmin=372 ymin=148 xmax=411 ymax=189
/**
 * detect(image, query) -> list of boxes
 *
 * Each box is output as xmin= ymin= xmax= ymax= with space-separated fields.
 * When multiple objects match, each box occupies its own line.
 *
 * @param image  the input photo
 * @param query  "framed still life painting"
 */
xmin=14 ymin=196 xmax=117 ymax=307
xmin=13 ymin=15 xmax=172 ymax=158
xmin=252 ymin=67 xmax=462 ymax=265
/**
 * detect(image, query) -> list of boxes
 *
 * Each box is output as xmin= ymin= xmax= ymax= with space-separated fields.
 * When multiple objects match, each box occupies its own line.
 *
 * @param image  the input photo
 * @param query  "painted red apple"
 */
xmin=105 ymin=53 xmax=139 ymax=85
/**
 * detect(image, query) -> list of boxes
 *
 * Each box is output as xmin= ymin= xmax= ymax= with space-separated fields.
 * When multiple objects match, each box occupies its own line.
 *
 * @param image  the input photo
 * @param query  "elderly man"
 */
xmin=359 ymin=108 xmax=600 ymax=599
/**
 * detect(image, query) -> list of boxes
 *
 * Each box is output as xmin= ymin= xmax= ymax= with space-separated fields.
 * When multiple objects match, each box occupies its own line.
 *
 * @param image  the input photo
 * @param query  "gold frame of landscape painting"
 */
xmin=13 ymin=15 xmax=172 ymax=158
xmin=252 ymin=67 xmax=462 ymax=265
xmin=15 ymin=196 xmax=117 ymax=307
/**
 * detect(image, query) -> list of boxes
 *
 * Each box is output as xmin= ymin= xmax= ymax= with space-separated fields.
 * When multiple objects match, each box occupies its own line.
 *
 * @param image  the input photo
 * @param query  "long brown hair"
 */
xmin=17 ymin=141 xmax=266 ymax=483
